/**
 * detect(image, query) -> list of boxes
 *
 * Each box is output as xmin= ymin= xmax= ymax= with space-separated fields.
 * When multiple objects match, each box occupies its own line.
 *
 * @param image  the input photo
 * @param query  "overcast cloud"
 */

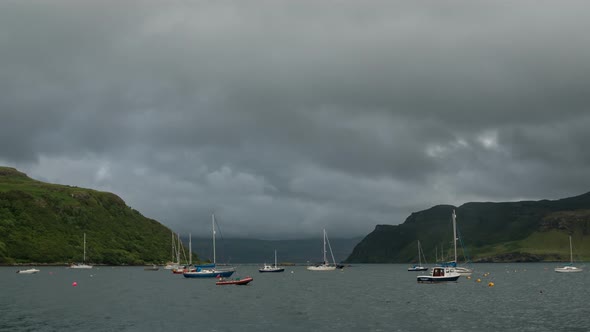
xmin=1 ymin=1 xmax=590 ymax=239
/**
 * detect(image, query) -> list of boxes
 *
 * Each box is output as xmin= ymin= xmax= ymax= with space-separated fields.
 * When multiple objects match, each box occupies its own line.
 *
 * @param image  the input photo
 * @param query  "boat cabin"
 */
xmin=432 ymin=267 xmax=446 ymax=277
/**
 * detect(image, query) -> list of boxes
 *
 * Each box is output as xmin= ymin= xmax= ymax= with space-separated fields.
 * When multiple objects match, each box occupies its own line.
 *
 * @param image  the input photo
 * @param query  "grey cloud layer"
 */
xmin=1 ymin=1 xmax=590 ymax=238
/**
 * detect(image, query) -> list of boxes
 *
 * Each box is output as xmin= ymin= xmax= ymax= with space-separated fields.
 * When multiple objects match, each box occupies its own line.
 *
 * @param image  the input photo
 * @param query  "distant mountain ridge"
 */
xmin=183 ymin=236 xmax=362 ymax=264
xmin=345 ymin=192 xmax=590 ymax=263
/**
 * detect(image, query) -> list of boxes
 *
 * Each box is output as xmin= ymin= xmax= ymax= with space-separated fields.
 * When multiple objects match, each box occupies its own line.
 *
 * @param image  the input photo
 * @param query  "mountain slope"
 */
xmin=0 ymin=166 xmax=183 ymax=265
xmin=345 ymin=192 xmax=590 ymax=263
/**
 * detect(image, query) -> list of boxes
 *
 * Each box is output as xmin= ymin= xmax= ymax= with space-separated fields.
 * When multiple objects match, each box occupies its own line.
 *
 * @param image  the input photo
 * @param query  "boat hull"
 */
xmin=554 ymin=266 xmax=583 ymax=273
xmin=417 ymin=266 xmax=461 ymax=283
xmin=259 ymin=268 xmax=285 ymax=273
xmin=216 ymin=276 xmax=253 ymax=285
xmin=307 ymin=265 xmax=337 ymax=271
xmin=16 ymin=269 xmax=40 ymax=274
xmin=417 ymin=275 xmax=460 ymax=283
xmin=183 ymin=269 xmax=235 ymax=278
xmin=408 ymin=266 xmax=428 ymax=272
xmin=70 ymin=264 xmax=93 ymax=269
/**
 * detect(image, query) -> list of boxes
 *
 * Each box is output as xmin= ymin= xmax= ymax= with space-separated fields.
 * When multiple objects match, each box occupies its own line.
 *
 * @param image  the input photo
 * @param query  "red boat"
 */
xmin=216 ymin=276 xmax=254 ymax=286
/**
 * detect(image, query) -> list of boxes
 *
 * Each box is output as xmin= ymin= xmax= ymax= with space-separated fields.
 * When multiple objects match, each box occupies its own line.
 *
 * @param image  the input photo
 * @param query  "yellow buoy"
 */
xmin=476 ymin=278 xmax=481 ymax=283
xmin=488 ymin=282 xmax=495 ymax=287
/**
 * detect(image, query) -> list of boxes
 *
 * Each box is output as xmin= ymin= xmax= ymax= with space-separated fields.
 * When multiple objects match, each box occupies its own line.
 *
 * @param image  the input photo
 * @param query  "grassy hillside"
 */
xmin=0 ymin=166 xmax=197 ymax=265
xmin=345 ymin=193 xmax=590 ymax=263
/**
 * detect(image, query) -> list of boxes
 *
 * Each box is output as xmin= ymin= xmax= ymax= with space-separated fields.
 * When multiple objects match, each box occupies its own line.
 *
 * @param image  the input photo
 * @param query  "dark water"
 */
xmin=1 ymin=264 xmax=588 ymax=331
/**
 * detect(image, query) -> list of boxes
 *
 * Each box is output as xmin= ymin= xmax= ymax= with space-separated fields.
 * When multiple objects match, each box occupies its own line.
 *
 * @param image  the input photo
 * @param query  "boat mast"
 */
xmin=212 ymin=214 xmax=216 ymax=265
xmin=452 ymin=210 xmax=458 ymax=264
xmin=325 ymin=229 xmax=337 ymax=265
xmin=83 ymin=233 xmax=86 ymax=263
xmin=569 ymin=235 xmax=573 ymax=264
xmin=322 ymin=229 xmax=327 ymax=264
xmin=176 ymin=233 xmax=181 ymax=264
xmin=274 ymin=249 xmax=277 ymax=268
xmin=418 ymin=240 xmax=422 ymax=266
xmin=435 ymin=246 xmax=438 ymax=263
xmin=189 ymin=233 xmax=192 ymax=265
xmin=171 ymin=231 xmax=175 ymax=262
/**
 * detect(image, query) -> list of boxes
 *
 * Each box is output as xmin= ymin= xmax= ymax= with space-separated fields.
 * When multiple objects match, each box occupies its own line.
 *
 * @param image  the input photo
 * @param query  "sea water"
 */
xmin=1 ymin=264 xmax=588 ymax=331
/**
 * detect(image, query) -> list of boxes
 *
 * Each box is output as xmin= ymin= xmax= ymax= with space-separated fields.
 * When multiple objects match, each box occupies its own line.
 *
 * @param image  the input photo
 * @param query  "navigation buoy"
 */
xmin=476 ymin=278 xmax=481 ymax=283
xmin=488 ymin=282 xmax=495 ymax=287
xmin=72 ymin=281 xmax=78 ymax=287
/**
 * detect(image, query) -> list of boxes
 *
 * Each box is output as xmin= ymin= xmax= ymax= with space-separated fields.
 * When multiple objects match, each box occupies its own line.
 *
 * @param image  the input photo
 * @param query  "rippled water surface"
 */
xmin=1 ymin=264 xmax=588 ymax=331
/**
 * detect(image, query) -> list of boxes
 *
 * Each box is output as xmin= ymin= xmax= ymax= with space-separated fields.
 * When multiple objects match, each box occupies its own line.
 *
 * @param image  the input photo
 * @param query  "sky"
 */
xmin=1 ymin=1 xmax=590 ymax=239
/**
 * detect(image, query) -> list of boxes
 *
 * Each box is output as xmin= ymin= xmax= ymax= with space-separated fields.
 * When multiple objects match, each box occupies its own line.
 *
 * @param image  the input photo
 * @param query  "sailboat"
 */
xmin=307 ymin=229 xmax=337 ymax=271
xmin=164 ymin=231 xmax=180 ymax=270
xmin=171 ymin=233 xmax=195 ymax=274
xmin=446 ymin=210 xmax=472 ymax=276
xmin=183 ymin=214 xmax=235 ymax=278
xmin=70 ymin=233 xmax=93 ymax=269
xmin=408 ymin=240 xmax=428 ymax=271
xmin=259 ymin=250 xmax=285 ymax=273
xmin=554 ymin=235 xmax=583 ymax=273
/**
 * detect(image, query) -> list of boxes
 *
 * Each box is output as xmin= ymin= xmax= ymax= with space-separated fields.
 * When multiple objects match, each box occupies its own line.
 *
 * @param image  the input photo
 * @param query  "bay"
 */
xmin=1 ymin=263 xmax=588 ymax=331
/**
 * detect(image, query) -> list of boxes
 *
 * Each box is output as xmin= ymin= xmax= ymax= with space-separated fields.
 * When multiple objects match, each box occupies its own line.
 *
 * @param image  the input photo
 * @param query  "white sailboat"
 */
xmin=259 ymin=250 xmax=285 ymax=273
xmin=554 ymin=235 xmax=583 ymax=273
xmin=408 ymin=240 xmax=428 ymax=271
xmin=70 ymin=233 xmax=93 ymax=269
xmin=448 ymin=210 xmax=472 ymax=276
xmin=164 ymin=231 xmax=180 ymax=270
xmin=307 ymin=229 xmax=337 ymax=271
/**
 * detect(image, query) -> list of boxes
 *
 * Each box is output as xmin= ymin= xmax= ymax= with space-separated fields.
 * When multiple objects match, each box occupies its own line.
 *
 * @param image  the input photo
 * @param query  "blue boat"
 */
xmin=183 ymin=264 xmax=235 ymax=278
xmin=183 ymin=214 xmax=236 ymax=279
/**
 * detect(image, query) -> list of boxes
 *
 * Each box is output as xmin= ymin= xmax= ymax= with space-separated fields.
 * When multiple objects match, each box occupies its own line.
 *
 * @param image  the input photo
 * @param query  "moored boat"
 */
xmin=307 ymin=229 xmax=338 ymax=271
xmin=444 ymin=210 xmax=473 ymax=276
xmin=259 ymin=250 xmax=285 ymax=273
xmin=216 ymin=276 xmax=253 ymax=285
xmin=408 ymin=240 xmax=428 ymax=271
xmin=70 ymin=233 xmax=93 ymax=269
xmin=16 ymin=268 xmax=40 ymax=274
xmin=408 ymin=265 xmax=428 ymax=272
xmin=417 ymin=266 xmax=460 ymax=283
xmin=183 ymin=214 xmax=236 ymax=279
xmin=555 ymin=235 xmax=583 ymax=273
xmin=172 ymin=265 xmax=196 ymax=274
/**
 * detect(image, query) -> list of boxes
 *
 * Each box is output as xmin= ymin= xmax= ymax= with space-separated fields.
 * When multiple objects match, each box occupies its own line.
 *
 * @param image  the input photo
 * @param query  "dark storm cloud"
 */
xmin=1 ymin=1 xmax=590 ymax=238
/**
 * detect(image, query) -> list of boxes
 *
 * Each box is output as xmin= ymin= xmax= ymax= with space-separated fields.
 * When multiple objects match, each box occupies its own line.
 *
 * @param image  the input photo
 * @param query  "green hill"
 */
xmin=0 ymin=166 xmax=197 ymax=265
xmin=345 ymin=193 xmax=590 ymax=263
